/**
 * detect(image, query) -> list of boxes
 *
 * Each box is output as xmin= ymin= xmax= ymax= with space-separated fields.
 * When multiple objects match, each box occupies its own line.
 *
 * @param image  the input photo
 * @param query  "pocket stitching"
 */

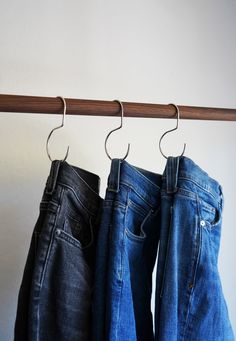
xmin=125 ymin=227 xmax=146 ymax=242
xmin=125 ymin=207 xmax=156 ymax=242
xmin=200 ymin=198 xmax=222 ymax=229
xmin=127 ymin=199 xmax=148 ymax=217
xmin=62 ymin=216 xmax=94 ymax=249
xmin=55 ymin=228 xmax=83 ymax=249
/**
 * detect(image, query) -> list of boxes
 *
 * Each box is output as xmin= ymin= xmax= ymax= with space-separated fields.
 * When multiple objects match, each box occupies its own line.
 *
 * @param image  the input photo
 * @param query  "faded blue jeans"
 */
xmin=155 ymin=156 xmax=234 ymax=341
xmin=14 ymin=160 xmax=102 ymax=340
xmin=92 ymin=159 xmax=162 ymax=341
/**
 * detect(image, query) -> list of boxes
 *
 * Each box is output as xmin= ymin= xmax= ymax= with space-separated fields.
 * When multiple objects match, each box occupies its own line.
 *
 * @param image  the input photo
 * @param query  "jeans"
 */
xmin=155 ymin=156 xmax=234 ymax=341
xmin=14 ymin=160 xmax=102 ymax=341
xmin=93 ymin=159 xmax=162 ymax=341
xmin=14 ymin=157 xmax=234 ymax=341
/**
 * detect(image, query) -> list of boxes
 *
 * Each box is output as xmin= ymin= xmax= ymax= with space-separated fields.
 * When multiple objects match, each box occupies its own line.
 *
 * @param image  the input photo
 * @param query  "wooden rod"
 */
xmin=0 ymin=94 xmax=236 ymax=121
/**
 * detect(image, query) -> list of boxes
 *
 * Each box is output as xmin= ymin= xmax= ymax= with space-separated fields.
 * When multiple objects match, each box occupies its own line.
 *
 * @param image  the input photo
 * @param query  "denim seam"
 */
xmin=117 ymin=238 xmax=124 ymax=340
xmin=124 ymin=188 xmax=146 ymax=241
xmin=33 ymin=186 xmax=64 ymax=338
xmin=119 ymin=180 xmax=158 ymax=208
xmin=125 ymin=228 xmax=145 ymax=243
xmin=120 ymin=192 xmax=129 ymax=281
xmin=66 ymin=212 xmax=82 ymax=225
xmin=201 ymin=200 xmax=216 ymax=213
xmin=114 ymin=192 xmax=128 ymax=340
xmin=124 ymin=161 xmax=161 ymax=190
xmin=40 ymin=200 xmax=59 ymax=206
xmin=40 ymin=201 xmax=59 ymax=213
xmin=163 ymin=172 xmax=219 ymax=193
xmin=103 ymin=200 xmax=126 ymax=210
xmin=175 ymin=176 xmax=221 ymax=204
xmin=162 ymin=188 xmax=197 ymax=201
xmin=183 ymin=196 xmax=202 ymax=339
xmin=38 ymin=187 xmax=65 ymax=289
xmin=127 ymin=199 xmax=148 ymax=217
xmin=57 ymin=182 xmax=97 ymax=216
xmin=163 ymin=188 xmax=220 ymax=211
xmin=160 ymin=205 xmax=173 ymax=298
xmin=206 ymin=228 xmax=219 ymax=270
xmin=65 ymin=162 xmax=101 ymax=196
xmin=200 ymin=199 xmax=222 ymax=229
xmin=59 ymin=221 xmax=93 ymax=250
xmin=124 ymin=208 xmax=154 ymax=242
xmin=104 ymin=203 xmax=126 ymax=210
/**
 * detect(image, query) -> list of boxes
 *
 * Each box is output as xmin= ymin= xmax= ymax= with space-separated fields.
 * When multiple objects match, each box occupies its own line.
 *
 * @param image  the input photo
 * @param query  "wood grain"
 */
xmin=0 ymin=94 xmax=235 ymax=121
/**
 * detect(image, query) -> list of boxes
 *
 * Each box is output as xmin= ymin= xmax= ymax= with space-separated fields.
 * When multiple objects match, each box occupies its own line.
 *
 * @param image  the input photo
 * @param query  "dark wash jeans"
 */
xmin=14 ymin=160 xmax=102 ymax=341
xmin=92 ymin=159 xmax=162 ymax=341
xmin=155 ymin=156 xmax=234 ymax=341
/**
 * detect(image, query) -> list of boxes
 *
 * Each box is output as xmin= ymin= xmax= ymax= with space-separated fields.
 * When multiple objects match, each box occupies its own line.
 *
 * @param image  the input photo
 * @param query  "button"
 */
xmin=200 ymin=220 xmax=206 ymax=227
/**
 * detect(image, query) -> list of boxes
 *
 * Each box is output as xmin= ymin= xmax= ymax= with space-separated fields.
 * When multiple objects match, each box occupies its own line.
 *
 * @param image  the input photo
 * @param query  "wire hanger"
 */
xmin=159 ymin=103 xmax=186 ymax=159
xmin=46 ymin=96 xmax=70 ymax=162
xmin=104 ymin=100 xmax=130 ymax=160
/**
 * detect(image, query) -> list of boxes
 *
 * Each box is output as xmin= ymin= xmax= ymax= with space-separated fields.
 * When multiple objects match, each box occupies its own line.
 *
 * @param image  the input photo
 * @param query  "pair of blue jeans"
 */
xmin=93 ymin=159 xmax=162 ymax=341
xmin=155 ymin=156 xmax=234 ymax=341
xmin=14 ymin=160 xmax=102 ymax=340
xmin=93 ymin=157 xmax=234 ymax=341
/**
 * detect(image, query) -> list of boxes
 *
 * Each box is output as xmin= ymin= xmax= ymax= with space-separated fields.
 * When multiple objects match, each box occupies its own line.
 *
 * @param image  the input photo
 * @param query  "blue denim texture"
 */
xmin=14 ymin=160 xmax=102 ymax=341
xmin=155 ymin=156 xmax=234 ymax=341
xmin=93 ymin=159 xmax=162 ymax=341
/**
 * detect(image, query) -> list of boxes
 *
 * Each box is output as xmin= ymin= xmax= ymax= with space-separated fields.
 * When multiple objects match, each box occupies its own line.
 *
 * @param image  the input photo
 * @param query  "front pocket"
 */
xmin=125 ymin=199 xmax=154 ymax=242
xmin=62 ymin=213 xmax=94 ymax=249
xmin=198 ymin=199 xmax=223 ymax=269
xmin=199 ymin=198 xmax=222 ymax=229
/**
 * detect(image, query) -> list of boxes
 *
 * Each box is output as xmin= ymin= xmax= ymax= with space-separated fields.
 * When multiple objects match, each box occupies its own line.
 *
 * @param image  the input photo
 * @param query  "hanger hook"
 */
xmin=46 ymin=96 xmax=70 ymax=162
xmin=159 ymin=103 xmax=186 ymax=159
xmin=104 ymin=100 xmax=130 ymax=161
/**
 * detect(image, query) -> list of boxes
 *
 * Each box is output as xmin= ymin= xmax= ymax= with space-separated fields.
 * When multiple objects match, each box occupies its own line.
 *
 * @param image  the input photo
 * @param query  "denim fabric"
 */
xmin=155 ymin=156 xmax=234 ymax=341
xmin=93 ymin=159 xmax=162 ymax=341
xmin=14 ymin=160 xmax=102 ymax=341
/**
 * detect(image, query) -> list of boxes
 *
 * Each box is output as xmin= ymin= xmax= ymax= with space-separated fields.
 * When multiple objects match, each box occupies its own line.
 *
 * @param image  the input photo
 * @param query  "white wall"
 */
xmin=0 ymin=0 xmax=235 ymax=339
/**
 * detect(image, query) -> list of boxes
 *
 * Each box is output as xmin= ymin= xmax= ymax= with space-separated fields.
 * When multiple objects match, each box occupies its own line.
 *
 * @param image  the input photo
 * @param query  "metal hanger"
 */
xmin=104 ymin=100 xmax=130 ymax=160
xmin=46 ymin=96 xmax=70 ymax=162
xmin=159 ymin=103 xmax=186 ymax=159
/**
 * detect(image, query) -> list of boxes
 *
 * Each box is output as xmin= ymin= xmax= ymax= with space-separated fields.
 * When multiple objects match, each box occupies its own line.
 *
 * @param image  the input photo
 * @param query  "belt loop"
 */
xmin=108 ymin=159 xmax=121 ymax=193
xmin=166 ymin=156 xmax=180 ymax=194
xmin=46 ymin=160 xmax=61 ymax=195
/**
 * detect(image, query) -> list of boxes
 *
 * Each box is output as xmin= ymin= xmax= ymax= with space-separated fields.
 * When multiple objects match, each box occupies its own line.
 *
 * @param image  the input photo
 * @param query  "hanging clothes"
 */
xmin=92 ymin=159 xmax=162 ymax=340
xmin=154 ymin=157 xmax=234 ymax=341
xmin=14 ymin=161 xmax=102 ymax=341
xmin=14 ymin=157 xmax=235 ymax=341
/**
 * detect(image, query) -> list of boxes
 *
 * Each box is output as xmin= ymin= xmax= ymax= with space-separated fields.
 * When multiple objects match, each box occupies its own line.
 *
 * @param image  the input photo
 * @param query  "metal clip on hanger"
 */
xmin=104 ymin=100 xmax=130 ymax=161
xmin=159 ymin=103 xmax=186 ymax=159
xmin=46 ymin=96 xmax=70 ymax=162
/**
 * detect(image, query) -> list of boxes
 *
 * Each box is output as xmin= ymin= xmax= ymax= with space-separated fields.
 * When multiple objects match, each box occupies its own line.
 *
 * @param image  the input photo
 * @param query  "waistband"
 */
xmin=163 ymin=156 xmax=223 ymax=203
xmin=107 ymin=159 xmax=162 ymax=208
xmin=45 ymin=160 xmax=102 ymax=216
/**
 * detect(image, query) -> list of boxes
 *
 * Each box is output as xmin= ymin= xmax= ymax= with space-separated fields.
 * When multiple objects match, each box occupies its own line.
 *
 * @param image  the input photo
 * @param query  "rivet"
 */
xmin=200 ymin=220 xmax=206 ymax=227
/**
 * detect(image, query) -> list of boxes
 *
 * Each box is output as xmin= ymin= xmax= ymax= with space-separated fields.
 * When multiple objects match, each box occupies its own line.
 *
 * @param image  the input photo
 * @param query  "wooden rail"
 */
xmin=0 ymin=94 xmax=236 ymax=121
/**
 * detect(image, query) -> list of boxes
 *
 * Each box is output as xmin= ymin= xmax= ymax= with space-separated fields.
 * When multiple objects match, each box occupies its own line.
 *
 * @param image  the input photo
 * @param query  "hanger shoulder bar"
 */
xmin=0 ymin=94 xmax=235 ymax=121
